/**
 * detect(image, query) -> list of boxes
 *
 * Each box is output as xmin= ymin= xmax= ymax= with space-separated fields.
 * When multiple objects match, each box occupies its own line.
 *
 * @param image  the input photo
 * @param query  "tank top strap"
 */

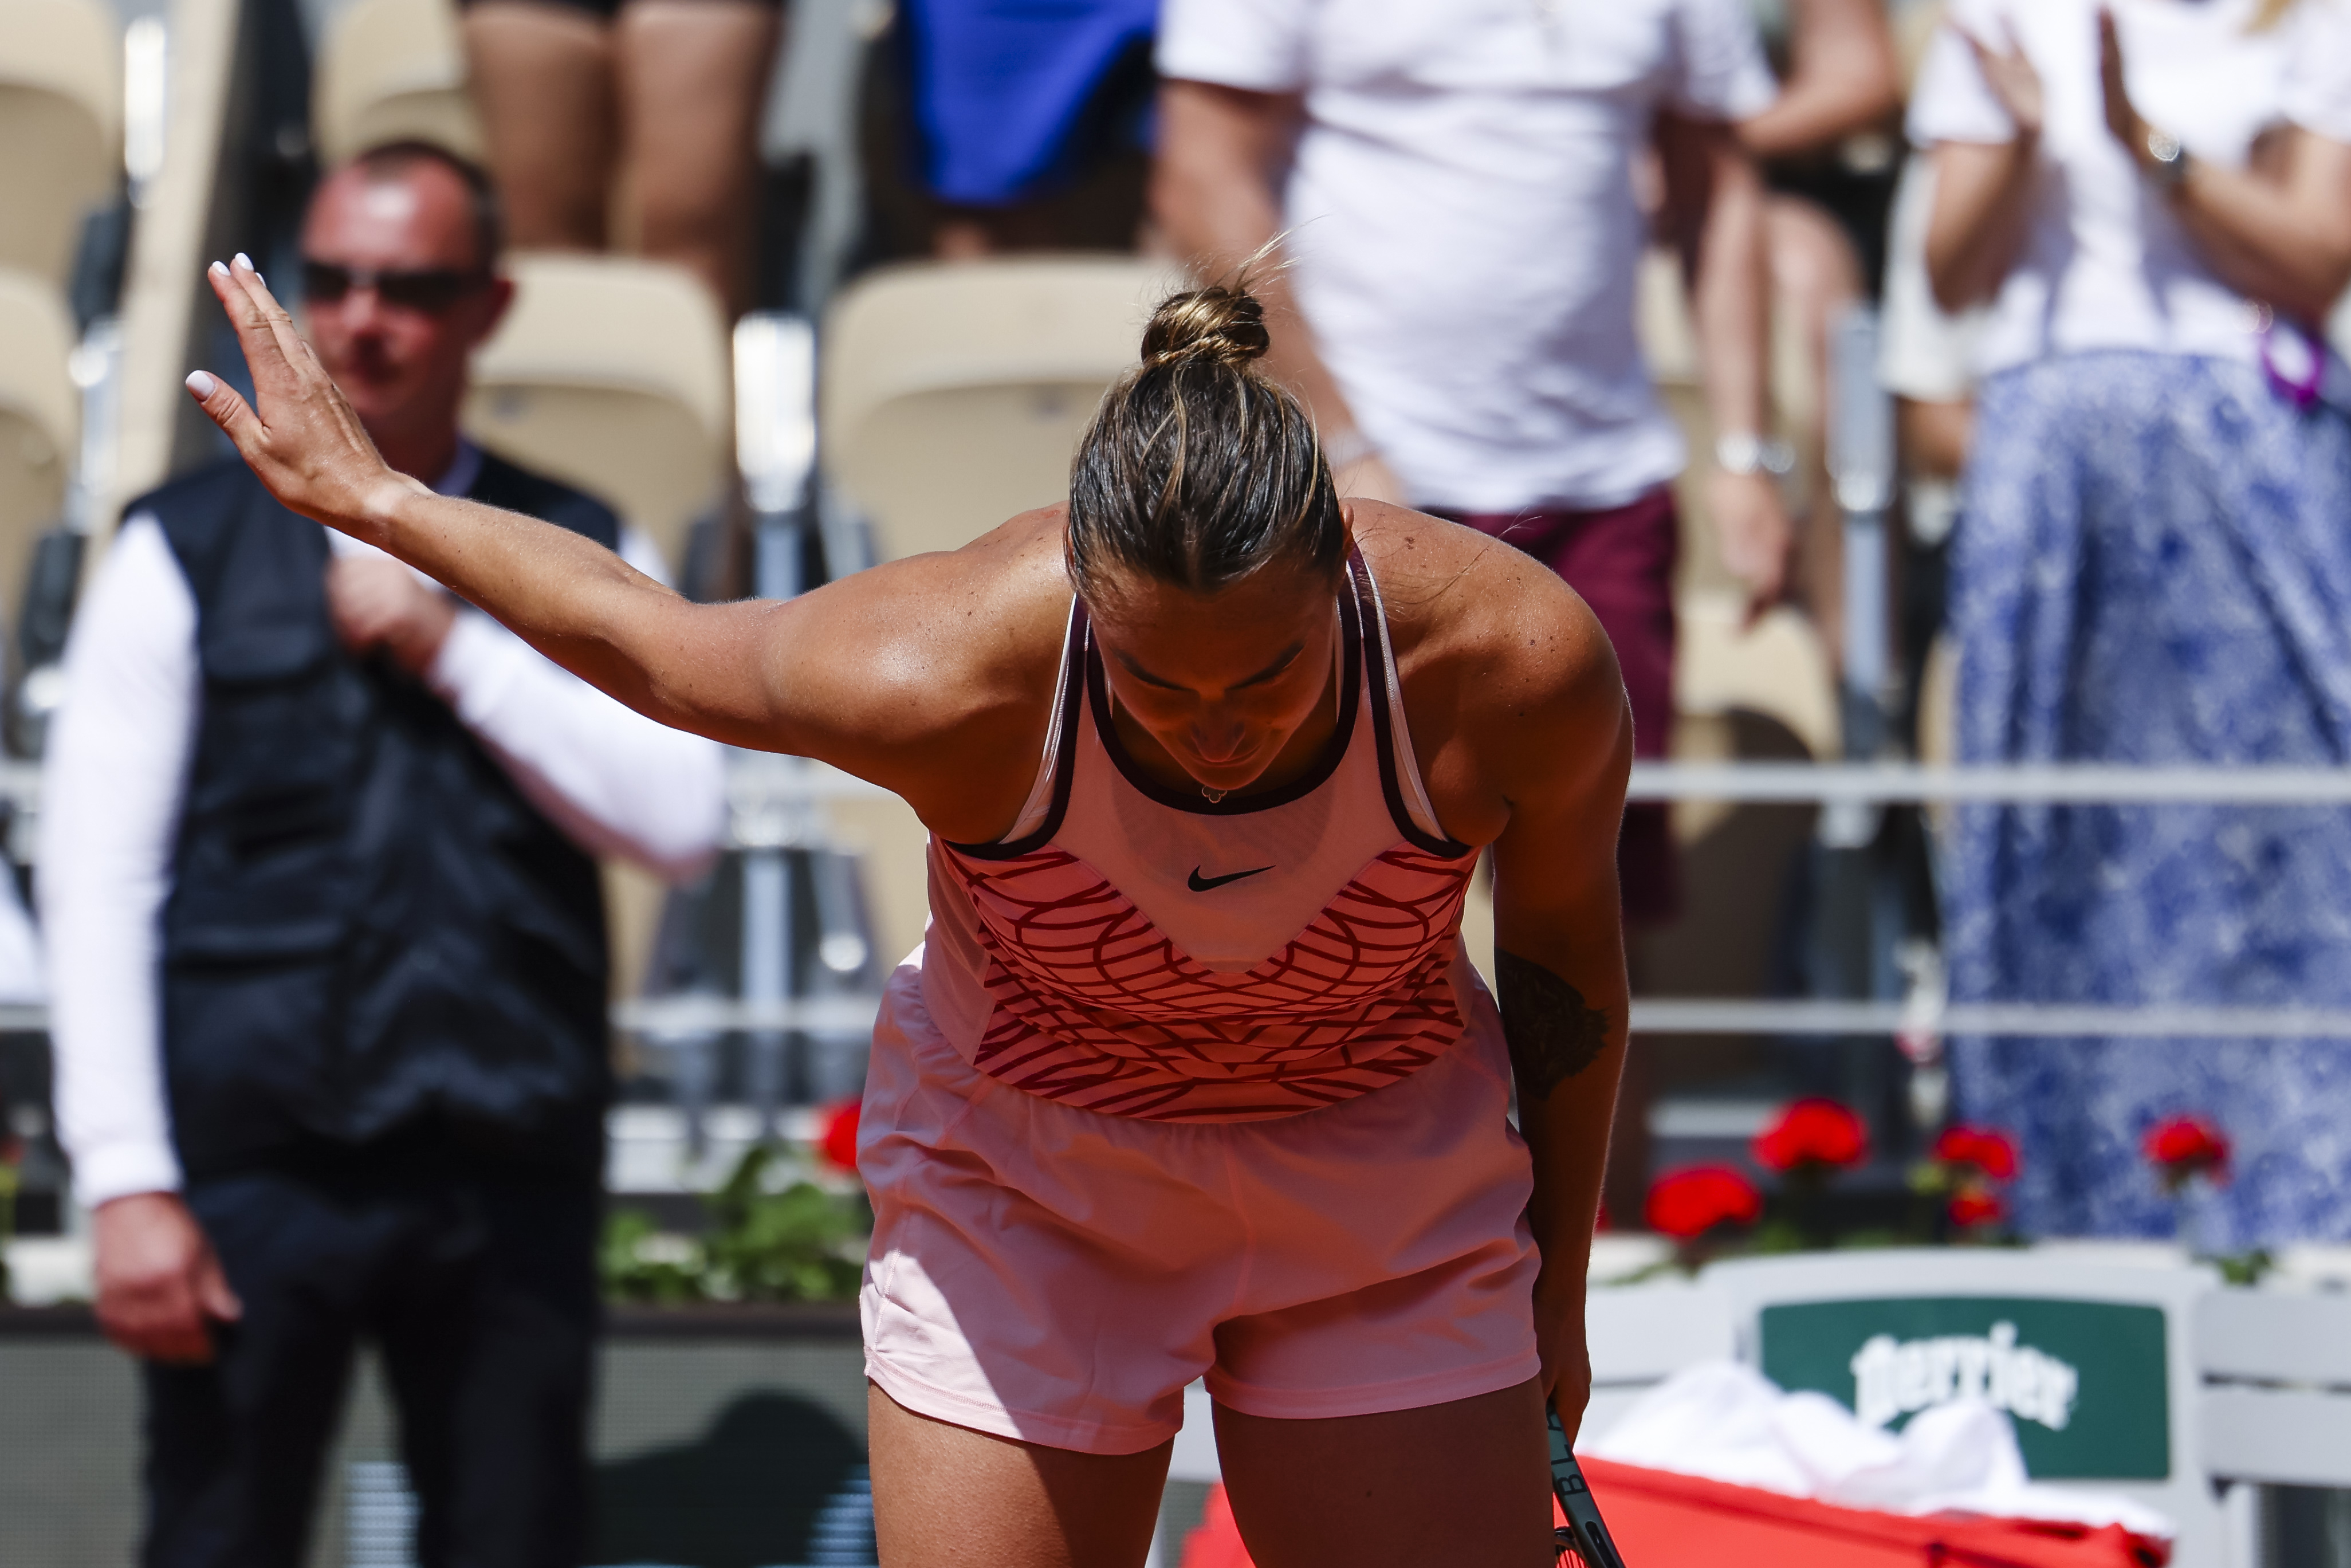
xmin=1347 ymin=550 xmax=1474 ymax=859
xmin=948 ymin=596 xmax=1087 ymax=860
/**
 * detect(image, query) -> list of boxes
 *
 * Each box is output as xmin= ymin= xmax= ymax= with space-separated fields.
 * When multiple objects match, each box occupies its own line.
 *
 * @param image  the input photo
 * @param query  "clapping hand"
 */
xmin=2096 ymin=9 xmax=2154 ymax=167
xmin=1959 ymin=18 xmax=2046 ymax=141
xmin=184 ymin=254 xmax=424 ymax=539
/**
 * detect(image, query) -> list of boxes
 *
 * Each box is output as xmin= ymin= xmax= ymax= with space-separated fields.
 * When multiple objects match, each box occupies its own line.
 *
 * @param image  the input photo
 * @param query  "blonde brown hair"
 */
xmin=1066 ymin=279 xmax=1346 ymax=604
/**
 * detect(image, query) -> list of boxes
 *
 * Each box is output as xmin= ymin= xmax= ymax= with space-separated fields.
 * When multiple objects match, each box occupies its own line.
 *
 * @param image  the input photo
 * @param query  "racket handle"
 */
xmin=1548 ymin=1408 xmax=1629 ymax=1568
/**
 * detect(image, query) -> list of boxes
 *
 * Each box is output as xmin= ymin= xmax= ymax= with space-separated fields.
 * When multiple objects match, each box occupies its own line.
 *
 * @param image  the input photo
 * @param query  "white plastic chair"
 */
xmin=0 ymin=0 xmax=121 ymax=288
xmin=0 ymin=269 xmax=79 ymax=616
xmin=462 ymin=253 xmax=730 ymax=575
xmin=312 ymin=0 xmax=483 ymax=164
xmin=820 ymin=256 xmax=1185 ymax=562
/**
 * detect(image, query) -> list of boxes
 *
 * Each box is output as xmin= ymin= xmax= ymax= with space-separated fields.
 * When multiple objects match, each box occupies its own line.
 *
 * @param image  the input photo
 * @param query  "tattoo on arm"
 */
xmin=1496 ymin=948 xmax=1610 ymax=1102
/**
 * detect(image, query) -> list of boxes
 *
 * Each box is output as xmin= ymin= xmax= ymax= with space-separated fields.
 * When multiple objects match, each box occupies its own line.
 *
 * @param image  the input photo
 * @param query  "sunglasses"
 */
xmin=300 ymin=259 xmax=492 ymax=314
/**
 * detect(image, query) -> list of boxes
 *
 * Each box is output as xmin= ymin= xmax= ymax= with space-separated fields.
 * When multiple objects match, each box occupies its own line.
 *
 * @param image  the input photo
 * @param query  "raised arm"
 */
xmin=184 ymin=257 xmax=1051 ymax=831
xmin=1472 ymin=572 xmax=1634 ymax=1441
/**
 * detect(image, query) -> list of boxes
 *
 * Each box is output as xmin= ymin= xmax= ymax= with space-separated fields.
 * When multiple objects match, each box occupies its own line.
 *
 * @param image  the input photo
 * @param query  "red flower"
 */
xmin=1645 ymin=1165 xmax=1764 ymax=1240
xmin=1932 ymin=1125 xmax=2019 ymax=1181
xmin=2144 ymin=1115 xmax=2230 ymax=1180
xmin=1948 ymin=1188 xmax=2007 ymax=1228
xmin=1752 ymin=1099 xmax=1869 ymax=1173
xmin=817 ymin=1098 xmax=862 ymax=1172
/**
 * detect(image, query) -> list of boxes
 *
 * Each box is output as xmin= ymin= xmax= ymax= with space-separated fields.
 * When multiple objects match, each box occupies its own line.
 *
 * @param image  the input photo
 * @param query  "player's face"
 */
xmin=1087 ymin=556 xmax=1346 ymax=797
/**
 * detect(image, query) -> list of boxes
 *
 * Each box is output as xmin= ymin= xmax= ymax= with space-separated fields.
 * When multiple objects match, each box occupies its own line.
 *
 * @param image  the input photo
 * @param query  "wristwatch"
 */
xmin=2144 ymin=126 xmax=2191 ymax=191
xmin=1714 ymin=431 xmax=1795 ymax=478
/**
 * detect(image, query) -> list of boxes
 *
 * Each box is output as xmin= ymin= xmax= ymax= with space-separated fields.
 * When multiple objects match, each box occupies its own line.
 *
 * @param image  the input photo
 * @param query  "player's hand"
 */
xmin=1534 ymin=1267 xmax=1593 ymax=1443
xmin=184 ymin=254 xmax=425 ymax=539
xmin=329 ymin=556 xmax=457 ymax=674
xmin=1708 ymin=467 xmax=1796 ymax=622
xmin=92 ymin=1192 xmax=242 ymax=1365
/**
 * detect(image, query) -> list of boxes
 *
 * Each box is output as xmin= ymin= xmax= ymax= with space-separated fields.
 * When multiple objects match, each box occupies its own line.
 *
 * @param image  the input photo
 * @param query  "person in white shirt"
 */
xmin=1914 ymin=0 xmax=2351 ymax=1248
xmin=40 ymin=142 xmax=726 ymax=1568
xmin=1153 ymin=0 xmax=1793 ymax=943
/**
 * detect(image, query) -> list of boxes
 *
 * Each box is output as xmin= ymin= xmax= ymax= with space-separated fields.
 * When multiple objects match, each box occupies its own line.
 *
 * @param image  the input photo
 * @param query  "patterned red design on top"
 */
xmin=939 ymin=840 xmax=1476 ymax=1121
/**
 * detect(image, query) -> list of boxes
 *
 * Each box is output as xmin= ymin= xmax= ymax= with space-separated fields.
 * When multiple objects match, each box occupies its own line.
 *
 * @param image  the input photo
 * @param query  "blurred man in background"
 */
xmin=1155 ymin=0 xmax=1792 ymax=1219
xmin=40 ymin=143 xmax=726 ymax=1568
xmin=1155 ymin=0 xmax=1790 ymax=923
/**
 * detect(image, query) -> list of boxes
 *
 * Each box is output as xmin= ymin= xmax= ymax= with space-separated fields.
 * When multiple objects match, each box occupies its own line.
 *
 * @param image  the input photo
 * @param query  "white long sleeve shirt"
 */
xmin=41 ymin=446 xmax=729 ymax=1207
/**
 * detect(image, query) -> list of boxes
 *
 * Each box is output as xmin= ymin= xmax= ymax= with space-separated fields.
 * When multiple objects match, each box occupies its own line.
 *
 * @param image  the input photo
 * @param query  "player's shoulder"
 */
xmin=1349 ymin=501 xmax=1623 ymax=726
xmin=834 ymin=504 xmax=1073 ymax=736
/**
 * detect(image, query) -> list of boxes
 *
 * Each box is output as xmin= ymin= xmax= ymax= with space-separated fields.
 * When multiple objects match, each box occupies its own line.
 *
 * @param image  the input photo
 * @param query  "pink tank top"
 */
xmin=913 ymin=552 xmax=1481 ymax=1123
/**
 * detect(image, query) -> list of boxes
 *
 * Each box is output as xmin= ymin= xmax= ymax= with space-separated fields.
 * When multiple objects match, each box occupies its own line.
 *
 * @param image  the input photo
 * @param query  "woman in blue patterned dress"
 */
xmin=1912 ymin=0 xmax=2351 ymax=1245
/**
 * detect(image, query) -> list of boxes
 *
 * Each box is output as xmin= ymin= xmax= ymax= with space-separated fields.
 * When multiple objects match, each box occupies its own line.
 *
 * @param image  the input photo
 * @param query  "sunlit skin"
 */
xmin=1088 ymin=561 xmax=1346 ymax=799
xmin=187 ymin=254 xmax=1636 ymax=1567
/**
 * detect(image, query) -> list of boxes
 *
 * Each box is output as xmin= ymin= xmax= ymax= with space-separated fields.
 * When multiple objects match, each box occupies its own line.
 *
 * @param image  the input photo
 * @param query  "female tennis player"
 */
xmin=186 ymin=253 xmax=1631 ymax=1568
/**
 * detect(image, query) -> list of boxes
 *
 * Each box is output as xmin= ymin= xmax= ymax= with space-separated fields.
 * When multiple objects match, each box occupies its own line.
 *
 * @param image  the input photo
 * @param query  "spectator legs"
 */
xmin=615 ymin=0 xmax=783 ymax=319
xmin=463 ymin=2 xmax=620 ymax=253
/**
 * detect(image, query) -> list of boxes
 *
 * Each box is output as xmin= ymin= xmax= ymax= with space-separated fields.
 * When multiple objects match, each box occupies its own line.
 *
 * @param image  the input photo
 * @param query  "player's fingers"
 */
xmin=226 ymin=253 xmax=319 ymax=380
xmin=205 ymin=259 xmax=287 ymax=385
xmin=184 ymin=370 xmax=262 ymax=454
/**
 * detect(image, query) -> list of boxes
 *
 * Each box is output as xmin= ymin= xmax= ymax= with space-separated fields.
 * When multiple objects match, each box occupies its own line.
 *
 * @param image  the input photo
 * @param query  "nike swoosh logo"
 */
xmin=1188 ymin=864 xmax=1273 ymax=892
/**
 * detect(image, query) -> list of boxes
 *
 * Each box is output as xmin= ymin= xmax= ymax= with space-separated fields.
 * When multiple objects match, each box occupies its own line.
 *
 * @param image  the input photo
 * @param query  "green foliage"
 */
xmin=601 ymin=1143 xmax=867 ymax=1306
xmin=2214 ymin=1249 xmax=2273 ymax=1287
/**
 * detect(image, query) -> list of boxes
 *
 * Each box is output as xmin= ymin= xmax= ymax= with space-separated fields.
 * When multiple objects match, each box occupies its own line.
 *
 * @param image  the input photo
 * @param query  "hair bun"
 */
xmin=1140 ymin=284 xmax=1271 ymax=370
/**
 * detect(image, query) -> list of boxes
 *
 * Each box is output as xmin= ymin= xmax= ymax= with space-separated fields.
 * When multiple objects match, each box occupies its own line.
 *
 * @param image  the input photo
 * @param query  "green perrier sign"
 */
xmin=1758 ymin=1296 xmax=2171 ymax=1479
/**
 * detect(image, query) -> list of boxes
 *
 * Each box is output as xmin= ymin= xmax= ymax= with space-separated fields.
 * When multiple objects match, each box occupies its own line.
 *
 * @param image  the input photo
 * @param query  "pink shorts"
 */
xmin=856 ymin=951 xmax=1543 ymax=1456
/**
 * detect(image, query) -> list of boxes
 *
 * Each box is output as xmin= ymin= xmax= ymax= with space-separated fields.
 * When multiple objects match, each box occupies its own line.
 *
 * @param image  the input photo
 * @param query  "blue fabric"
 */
xmin=1944 ymin=351 xmax=2351 ymax=1249
xmin=904 ymin=0 xmax=1158 ymax=205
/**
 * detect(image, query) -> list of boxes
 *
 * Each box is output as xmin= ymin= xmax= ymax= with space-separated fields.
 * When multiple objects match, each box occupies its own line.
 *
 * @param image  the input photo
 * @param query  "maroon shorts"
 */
xmin=1440 ymin=487 xmax=1681 ymax=926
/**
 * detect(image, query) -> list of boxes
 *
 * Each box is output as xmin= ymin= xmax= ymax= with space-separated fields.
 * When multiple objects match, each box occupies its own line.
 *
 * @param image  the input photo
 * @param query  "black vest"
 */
xmin=144 ymin=454 xmax=619 ymax=1181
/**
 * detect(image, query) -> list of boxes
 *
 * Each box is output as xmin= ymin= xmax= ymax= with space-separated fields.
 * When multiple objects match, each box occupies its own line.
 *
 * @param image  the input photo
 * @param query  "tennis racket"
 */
xmin=1548 ymin=1409 xmax=1628 ymax=1568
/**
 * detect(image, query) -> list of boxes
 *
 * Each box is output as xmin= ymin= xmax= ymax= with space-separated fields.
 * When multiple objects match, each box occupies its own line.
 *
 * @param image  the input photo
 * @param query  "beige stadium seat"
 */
xmin=462 ymin=253 xmax=730 ymax=572
xmin=313 ymin=0 xmax=483 ymax=164
xmin=0 ymin=271 xmax=78 ymax=618
xmin=821 ymin=256 xmax=1185 ymax=560
xmin=0 ymin=0 xmax=121 ymax=288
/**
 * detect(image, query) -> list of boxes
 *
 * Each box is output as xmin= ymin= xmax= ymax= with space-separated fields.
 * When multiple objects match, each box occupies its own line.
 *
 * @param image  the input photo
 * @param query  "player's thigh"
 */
xmin=868 ymin=1382 xmax=1171 ymax=1568
xmin=461 ymin=1 xmax=617 ymax=247
xmin=1214 ymin=1378 xmax=1555 ymax=1568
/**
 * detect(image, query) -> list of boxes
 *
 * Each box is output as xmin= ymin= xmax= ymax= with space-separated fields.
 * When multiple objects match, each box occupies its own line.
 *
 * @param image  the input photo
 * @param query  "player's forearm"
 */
xmin=1520 ymin=1042 xmax=1625 ymax=1281
xmin=365 ymin=486 xmax=786 ymax=748
xmin=1500 ymin=948 xmax=1628 ymax=1275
